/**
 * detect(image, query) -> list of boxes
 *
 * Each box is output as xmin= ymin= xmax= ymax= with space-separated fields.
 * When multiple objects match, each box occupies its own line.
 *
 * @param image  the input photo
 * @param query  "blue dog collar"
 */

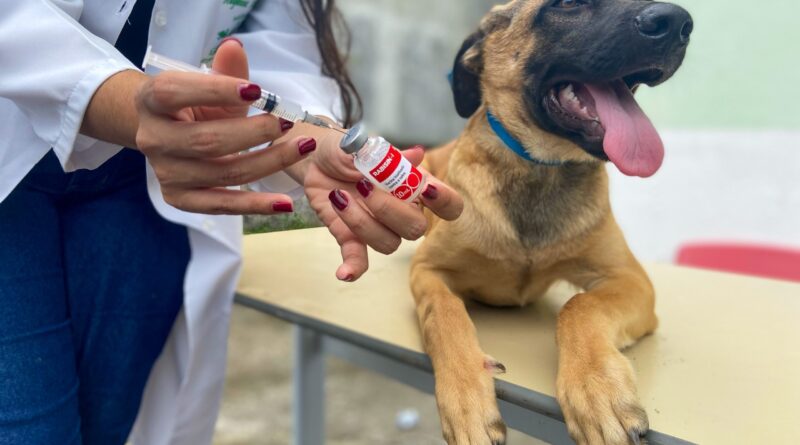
xmin=486 ymin=110 xmax=564 ymax=167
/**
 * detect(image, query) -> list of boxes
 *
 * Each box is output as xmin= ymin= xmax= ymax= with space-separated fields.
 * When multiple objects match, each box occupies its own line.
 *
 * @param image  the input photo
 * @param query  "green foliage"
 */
xmin=243 ymin=214 xmax=322 ymax=235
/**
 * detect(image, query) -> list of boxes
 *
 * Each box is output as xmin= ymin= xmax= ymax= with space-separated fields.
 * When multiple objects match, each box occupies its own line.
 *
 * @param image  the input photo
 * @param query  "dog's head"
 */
xmin=452 ymin=0 xmax=692 ymax=177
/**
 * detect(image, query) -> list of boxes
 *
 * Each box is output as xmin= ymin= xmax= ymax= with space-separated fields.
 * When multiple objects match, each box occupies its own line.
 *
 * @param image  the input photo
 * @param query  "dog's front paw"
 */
xmin=434 ymin=357 xmax=507 ymax=445
xmin=557 ymin=350 xmax=648 ymax=445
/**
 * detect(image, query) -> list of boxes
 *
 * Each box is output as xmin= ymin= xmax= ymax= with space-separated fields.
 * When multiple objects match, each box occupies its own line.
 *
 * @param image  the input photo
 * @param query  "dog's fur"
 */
xmin=410 ymin=1 xmax=691 ymax=444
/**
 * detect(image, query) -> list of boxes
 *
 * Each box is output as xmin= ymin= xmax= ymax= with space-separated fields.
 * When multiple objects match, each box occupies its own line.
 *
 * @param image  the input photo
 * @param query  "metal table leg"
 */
xmin=293 ymin=325 xmax=325 ymax=445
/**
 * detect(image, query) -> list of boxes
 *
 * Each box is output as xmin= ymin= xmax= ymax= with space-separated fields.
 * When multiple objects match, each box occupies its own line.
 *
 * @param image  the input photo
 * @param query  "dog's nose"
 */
xmin=635 ymin=3 xmax=693 ymax=45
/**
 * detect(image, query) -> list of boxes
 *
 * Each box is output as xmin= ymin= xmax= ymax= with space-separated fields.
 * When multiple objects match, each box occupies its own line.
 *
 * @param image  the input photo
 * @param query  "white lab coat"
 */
xmin=0 ymin=1 xmax=341 ymax=443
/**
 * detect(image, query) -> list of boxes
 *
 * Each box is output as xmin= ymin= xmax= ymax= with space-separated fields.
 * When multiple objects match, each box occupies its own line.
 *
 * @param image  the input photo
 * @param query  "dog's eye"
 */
xmin=552 ymin=0 xmax=585 ymax=8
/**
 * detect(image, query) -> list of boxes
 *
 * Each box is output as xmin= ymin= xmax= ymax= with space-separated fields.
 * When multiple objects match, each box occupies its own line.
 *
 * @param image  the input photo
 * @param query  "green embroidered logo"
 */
xmin=201 ymin=51 xmax=216 ymax=65
xmin=223 ymin=0 xmax=248 ymax=9
xmin=217 ymin=28 xmax=233 ymax=40
xmin=201 ymin=2 xmax=251 ymax=64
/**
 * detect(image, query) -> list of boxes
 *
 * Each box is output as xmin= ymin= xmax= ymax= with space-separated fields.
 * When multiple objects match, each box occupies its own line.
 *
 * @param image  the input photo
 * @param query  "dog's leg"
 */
xmin=411 ymin=261 xmax=507 ymax=445
xmin=556 ymin=260 xmax=657 ymax=445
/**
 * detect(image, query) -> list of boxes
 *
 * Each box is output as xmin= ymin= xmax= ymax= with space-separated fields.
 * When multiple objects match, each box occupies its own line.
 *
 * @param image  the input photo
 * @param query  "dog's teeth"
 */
xmin=566 ymin=91 xmax=577 ymax=102
xmin=564 ymin=84 xmax=574 ymax=97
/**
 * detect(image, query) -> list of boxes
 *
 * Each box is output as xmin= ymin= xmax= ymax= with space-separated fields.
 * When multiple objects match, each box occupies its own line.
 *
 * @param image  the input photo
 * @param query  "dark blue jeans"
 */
xmin=0 ymin=150 xmax=190 ymax=445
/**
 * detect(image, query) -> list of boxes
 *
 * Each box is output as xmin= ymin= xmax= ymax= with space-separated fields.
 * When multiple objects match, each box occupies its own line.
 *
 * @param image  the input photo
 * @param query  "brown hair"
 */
xmin=299 ymin=0 xmax=363 ymax=128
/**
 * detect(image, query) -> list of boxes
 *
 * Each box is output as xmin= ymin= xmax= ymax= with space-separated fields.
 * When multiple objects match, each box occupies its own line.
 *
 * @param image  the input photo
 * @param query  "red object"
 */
xmin=298 ymin=138 xmax=317 ymax=156
xmin=218 ymin=36 xmax=244 ymax=48
xmin=356 ymin=179 xmax=374 ymax=198
xmin=422 ymin=184 xmax=439 ymax=200
xmin=370 ymin=148 xmax=402 ymax=182
xmin=328 ymin=190 xmax=349 ymax=211
xmin=279 ymin=118 xmax=295 ymax=132
xmin=676 ymin=242 xmax=800 ymax=282
xmin=238 ymin=83 xmax=262 ymax=101
xmin=272 ymin=202 xmax=293 ymax=213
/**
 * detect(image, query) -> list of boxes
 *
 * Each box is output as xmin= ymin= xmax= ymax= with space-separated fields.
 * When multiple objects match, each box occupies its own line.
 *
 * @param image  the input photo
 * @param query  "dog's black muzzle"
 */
xmin=635 ymin=3 xmax=693 ymax=47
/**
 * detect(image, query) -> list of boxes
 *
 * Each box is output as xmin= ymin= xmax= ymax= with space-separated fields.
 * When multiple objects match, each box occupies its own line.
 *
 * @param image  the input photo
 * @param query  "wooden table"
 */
xmin=236 ymin=228 xmax=800 ymax=445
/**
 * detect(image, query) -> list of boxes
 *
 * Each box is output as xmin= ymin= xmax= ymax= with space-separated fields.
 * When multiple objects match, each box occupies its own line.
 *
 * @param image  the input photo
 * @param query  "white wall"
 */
xmin=610 ymin=131 xmax=800 ymax=262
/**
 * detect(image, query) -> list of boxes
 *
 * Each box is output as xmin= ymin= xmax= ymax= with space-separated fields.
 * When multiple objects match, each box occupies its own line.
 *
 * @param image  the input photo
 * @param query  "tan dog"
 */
xmin=410 ymin=1 xmax=693 ymax=444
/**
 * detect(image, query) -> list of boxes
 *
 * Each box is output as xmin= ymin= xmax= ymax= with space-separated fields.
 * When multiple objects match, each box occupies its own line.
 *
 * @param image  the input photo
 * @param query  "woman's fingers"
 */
xmin=337 ymin=238 xmax=369 ymax=282
xmin=418 ymin=175 xmax=464 ymax=221
xmin=326 ymin=218 xmax=370 ymax=282
xmin=212 ymin=37 xmax=249 ymax=81
xmin=328 ymin=189 xmax=402 ymax=255
xmin=132 ymin=64 xmax=320 ymax=217
xmin=138 ymin=71 xmax=260 ymax=114
xmin=325 ymin=174 xmax=459 ymax=259
xmin=401 ymin=145 xmax=425 ymax=167
xmin=163 ymin=188 xmax=294 ymax=216
xmin=137 ymin=113 xmax=293 ymax=159
xmin=152 ymin=136 xmax=316 ymax=189
xmin=353 ymin=179 xmax=428 ymax=241
xmin=307 ymin=185 xmax=371 ymax=282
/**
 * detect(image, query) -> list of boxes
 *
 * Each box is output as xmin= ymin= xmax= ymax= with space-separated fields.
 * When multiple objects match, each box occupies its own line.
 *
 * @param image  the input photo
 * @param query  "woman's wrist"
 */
xmin=278 ymin=117 xmax=345 ymax=184
xmin=285 ymin=157 xmax=311 ymax=184
xmin=80 ymin=69 xmax=148 ymax=148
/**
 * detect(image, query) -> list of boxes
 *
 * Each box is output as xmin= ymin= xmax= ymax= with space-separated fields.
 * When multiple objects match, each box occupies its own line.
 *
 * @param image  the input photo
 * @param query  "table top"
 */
xmin=237 ymin=228 xmax=800 ymax=445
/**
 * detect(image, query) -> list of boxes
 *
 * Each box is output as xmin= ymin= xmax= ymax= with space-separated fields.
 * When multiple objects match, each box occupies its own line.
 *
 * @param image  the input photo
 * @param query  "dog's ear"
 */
xmin=451 ymin=6 xmax=515 ymax=118
xmin=451 ymin=31 xmax=485 ymax=118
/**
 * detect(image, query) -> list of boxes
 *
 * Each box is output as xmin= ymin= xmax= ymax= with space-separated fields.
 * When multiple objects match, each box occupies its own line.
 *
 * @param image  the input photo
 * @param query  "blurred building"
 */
xmin=339 ymin=0 xmax=501 ymax=146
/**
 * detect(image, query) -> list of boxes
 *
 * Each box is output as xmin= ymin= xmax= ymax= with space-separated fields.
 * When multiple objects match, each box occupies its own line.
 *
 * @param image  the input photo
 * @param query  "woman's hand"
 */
xmin=297 ymin=130 xmax=463 ymax=281
xmin=133 ymin=40 xmax=315 ymax=214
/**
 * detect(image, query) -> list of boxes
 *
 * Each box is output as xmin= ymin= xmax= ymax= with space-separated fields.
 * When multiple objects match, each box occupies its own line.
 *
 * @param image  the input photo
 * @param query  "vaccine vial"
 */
xmin=340 ymin=124 xmax=427 ymax=202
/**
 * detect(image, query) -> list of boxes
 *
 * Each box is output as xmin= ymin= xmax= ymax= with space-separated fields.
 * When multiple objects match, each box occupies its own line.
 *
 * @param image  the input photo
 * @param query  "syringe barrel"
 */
xmin=251 ymin=91 xmax=280 ymax=114
xmin=252 ymin=93 xmax=309 ymax=123
xmin=142 ymin=47 xmax=330 ymax=128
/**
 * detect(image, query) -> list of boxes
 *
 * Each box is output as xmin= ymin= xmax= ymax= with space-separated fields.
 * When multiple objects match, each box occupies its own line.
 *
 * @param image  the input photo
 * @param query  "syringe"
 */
xmin=142 ymin=46 xmax=344 ymax=133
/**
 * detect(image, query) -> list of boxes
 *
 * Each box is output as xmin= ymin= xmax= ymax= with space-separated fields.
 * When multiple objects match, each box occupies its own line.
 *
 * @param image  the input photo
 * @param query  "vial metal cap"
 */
xmin=340 ymin=123 xmax=369 ymax=154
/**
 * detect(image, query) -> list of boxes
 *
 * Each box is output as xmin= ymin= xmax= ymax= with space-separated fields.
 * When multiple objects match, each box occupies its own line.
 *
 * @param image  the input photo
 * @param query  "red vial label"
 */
xmin=370 ymin=149 xmax=402 ymax=182
xmin=368 ymin=146 xmax=424 ymax=201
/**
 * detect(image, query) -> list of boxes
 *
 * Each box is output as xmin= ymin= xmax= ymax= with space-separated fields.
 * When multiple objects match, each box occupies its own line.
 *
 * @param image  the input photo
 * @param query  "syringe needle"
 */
xmin=301 ymin=113 xmax=349 ymax=134
xmin=328 ymin=125 xmax=349 ymax=135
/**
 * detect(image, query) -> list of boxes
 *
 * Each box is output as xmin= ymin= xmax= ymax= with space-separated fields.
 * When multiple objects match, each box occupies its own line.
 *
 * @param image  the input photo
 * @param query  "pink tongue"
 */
xmin=585 ymin=81 xmax=664 ymax=178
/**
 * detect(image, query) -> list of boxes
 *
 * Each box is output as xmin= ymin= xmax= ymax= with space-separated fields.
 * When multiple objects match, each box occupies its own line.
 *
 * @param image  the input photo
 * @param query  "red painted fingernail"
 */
xmin=272 ymin=201 xmax=294 ymax=213
xmin=328 ymin=190 xmax=349 ymax=211
xmin=298 ymin=138 xmax=317 ymax=156
xmin=219 ymin=36 xmax=244 ymax=48
xmin=238 ymin=83 xmax=261 ymax=101
xmin=356 ymin=179 xmax=374 ymax=198
xmin=422 ymin=184 xmax=439 ymax=200
xmin=280 ymin=118 xmax=294 ymax=132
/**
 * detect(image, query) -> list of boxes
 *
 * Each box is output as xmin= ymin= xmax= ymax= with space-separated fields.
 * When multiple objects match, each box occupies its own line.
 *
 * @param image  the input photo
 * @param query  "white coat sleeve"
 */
xmin=235 ymin=0 xmax=345 ymax=197
xmin=0 ymin=0 xmax=136 ymax=171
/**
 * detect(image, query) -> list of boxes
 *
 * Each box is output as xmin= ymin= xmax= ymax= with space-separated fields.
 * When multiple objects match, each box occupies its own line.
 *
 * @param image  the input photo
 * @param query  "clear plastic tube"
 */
xmin=142 ymin=46 xmax=337 ymax=130
xmin=142 ymin=46 xmax=211 ymax=74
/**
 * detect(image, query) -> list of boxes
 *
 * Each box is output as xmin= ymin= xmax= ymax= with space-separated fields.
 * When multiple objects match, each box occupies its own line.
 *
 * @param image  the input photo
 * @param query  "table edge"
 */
xmin=234 ymin=293 xmax=695 ymax=445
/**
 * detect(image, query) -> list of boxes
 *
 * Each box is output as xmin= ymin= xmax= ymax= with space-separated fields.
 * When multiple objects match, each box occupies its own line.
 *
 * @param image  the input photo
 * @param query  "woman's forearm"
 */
xmin=80 ymin=69 xmax=149 ymax=148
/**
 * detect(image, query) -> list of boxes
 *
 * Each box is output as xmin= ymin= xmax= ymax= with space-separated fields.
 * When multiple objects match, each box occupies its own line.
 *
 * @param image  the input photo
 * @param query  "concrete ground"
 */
xmin=213 ymin=304 xmax=545 ymax=445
